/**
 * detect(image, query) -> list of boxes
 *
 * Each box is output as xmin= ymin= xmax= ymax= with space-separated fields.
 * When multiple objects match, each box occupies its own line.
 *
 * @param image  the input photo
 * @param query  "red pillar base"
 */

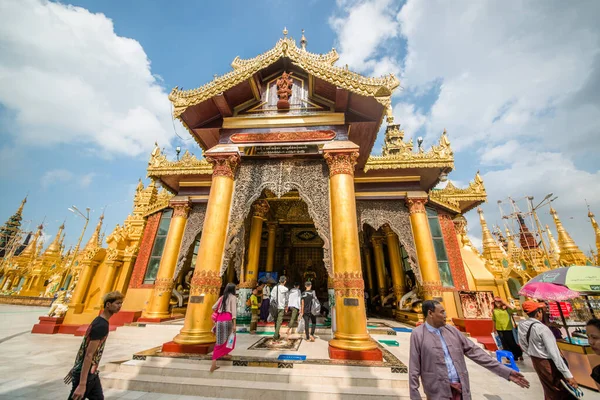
xmin=110 ymin=310 xmax=142 ymax=326
xmin=161 ymin=341 xmax=214 ymax=355
xmin=138 ymin=314 xmax=184 ymax=324
xmin=328 ymin=344 xmax=383 ymax=361
xmin=31 ymin=316 xmax=64 ymax=334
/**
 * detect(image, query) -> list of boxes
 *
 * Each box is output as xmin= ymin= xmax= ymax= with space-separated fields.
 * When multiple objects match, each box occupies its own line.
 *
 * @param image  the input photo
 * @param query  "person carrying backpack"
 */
xmin=300 ymin=281 xmax=318 ymax=342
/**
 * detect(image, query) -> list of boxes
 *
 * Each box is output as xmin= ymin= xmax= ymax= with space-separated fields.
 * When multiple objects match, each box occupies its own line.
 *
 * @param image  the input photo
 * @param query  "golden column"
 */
xmin=324 ymin=143 xmax=378 ymax=355
xmin=383 ymin=224 xmax=407 ymax=304
xmin=406 ymin=196 xmax=442 ymax=300
xmin=96 ymin=248 xmax=121 ymax=309
xmin=362 ymin=241 xmax=376 ymax=298
xmin=243 ymin=200 xmax=270 ymax=285
xmin=265 ymin=222 xmax=278 ymax=272
xmin=142 ymin=199 xmax=191 ymax=319
xmin=173 ymin=153 xmax=240 ymax=345
xmin=371 ymin=235 xmax=388 ymax=300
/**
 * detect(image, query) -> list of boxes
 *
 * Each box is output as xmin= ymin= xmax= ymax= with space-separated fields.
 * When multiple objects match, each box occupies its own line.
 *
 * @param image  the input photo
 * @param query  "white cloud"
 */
xmin=0 ymin=0 xmax=178 ymax=157
xmin=41 ymin=169 xmax=97 ymax=189
xmin=329 ymin=0 xmax=401 ymax=75
xmin=331 ymin=0 xmax=600 ymax=253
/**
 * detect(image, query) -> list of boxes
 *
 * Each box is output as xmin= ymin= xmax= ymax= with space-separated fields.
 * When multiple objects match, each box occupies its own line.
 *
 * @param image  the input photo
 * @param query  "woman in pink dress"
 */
xmin=210 ymin=283 xmax=237 ymax=372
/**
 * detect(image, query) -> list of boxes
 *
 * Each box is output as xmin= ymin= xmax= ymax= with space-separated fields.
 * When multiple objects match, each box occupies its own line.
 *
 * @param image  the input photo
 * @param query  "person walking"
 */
xmin=492 ymin=297 xmax=523 ymax=361
xmin=249 ymin=287 xmax=260 ymax=334
xmin=586 ymin=318 xmax=600 ymax=386
xmin=259 ymin=283 xmax=271 ymax=322
xmin=66 ymin=291 xmax=124 ymax=400
xmin=518 ymin=300 xmax=578 ymax=399
xmin=210 ymin=283 xmax=237 ymax=372
xmin=409 ymin=300 xmax=529 ymax=399
xmin=271 ymin=276 xmax=289 ymax=341
xmin=285 ymin=282 xmax=301 ymax=338
xmin=300 ymin=281 xmax=317 ymax=342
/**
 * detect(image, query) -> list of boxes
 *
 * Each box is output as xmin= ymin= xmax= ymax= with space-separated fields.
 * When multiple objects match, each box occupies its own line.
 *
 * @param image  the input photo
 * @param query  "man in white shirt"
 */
xmin=285 ymin=282 xmax=301 ymax=338
xmin=271 ymin=276 xmax=289 ymax=341
xmin=518 ymin=300 xmax=577 ymax=399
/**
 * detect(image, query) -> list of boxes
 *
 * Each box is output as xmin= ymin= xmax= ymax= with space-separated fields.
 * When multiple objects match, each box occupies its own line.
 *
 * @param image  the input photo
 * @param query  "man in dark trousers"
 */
xmin=66 ymin=291 xmax=124 ymax=400
xmin=300 ymin=281 xmax=317 ymax=342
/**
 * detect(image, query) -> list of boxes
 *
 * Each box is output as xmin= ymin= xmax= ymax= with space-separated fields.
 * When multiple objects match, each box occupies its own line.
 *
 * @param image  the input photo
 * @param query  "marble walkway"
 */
xmin=0 ymin=304 xmax=597 ymax=399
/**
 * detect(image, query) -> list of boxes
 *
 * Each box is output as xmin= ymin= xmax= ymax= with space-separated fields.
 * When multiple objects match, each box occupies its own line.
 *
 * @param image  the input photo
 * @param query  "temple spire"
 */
xmin=83 ymin=214 xmax=104 ymax=251
xmin=300 ymin=29 xmax=307 ymax=50
xmin=549 ymin=207 xmax=587 ymax=266
xmin=18 ymin=224 xmax=43 ymax=260
xmin=588 ymin=207 xmax=600 ymax=264
xmin=546 ymin=225 xmax=561 ymax=264
xmin=43 ymin=223 xmax=65 ymax=256
xmin=0 ymin=196 xmax=28 ymax=257
xmin=478 ymin=208 xmax=505 ymax=265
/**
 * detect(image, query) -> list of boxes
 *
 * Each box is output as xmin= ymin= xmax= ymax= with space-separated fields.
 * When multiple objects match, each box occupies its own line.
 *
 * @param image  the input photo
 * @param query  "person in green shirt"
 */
xmin=250 ymin=287 xmax=260 ymax=334
xmin=492 ymin=297 xmax=523 ymax=361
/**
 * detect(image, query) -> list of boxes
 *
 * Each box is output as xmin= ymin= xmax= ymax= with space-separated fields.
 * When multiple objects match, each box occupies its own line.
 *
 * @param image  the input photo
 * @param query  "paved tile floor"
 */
xmin=0 ymin=305 xmax=598 ymax=399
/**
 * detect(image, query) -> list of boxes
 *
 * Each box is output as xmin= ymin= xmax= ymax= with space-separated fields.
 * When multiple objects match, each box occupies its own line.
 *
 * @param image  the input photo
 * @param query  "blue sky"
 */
xmin=1 ymin=0 xmax=599 ymax=256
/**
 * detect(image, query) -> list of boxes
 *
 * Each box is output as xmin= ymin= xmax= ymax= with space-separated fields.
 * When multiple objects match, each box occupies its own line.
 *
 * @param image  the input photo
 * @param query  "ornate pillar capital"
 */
xmin=382 ymin=223 xmax=396 ymax=237
xmin=405 ymin=197 xmax=428 ymax=215
xmin=323 ymin=151 xmax=359 ymax=177
xmin=252 ymin=200 xmax=270 ymax=219
xmin=267 ymin=221 xmax=278 ymax=231
xmin=170 ymin=198 xmax=192 ymax=219
xmin=371 ymin=235 xmax=385 ymax=247
xmin=452 ymin=214 xmax=467 ymax=234
xmin=205 ymin=152 xmax=241 ymax=179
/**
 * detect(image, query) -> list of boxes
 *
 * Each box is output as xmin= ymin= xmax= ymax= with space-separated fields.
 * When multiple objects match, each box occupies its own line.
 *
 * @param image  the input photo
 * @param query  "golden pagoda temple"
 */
xmin=0 ymin=31 xmax=595 ymax=360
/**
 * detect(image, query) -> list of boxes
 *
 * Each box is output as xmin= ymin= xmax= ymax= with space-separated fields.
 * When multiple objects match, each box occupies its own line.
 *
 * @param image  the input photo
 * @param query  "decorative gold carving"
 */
xmin=358 ymin=201 xmax=421 ymax=283
xmin=171 ymin=201 xmax=192 ymax=219
xmin=106 ymin=247 xmax=120 ymax=261
xmin=429 ymin=171 xmax=487 ymax=213
xmin=276 ymin=71 xmax=293 ymax=109
xmin=190 ymin=270 xmax=222 ymax=296
xmin=405 ymin=198 xmax=427 ymax=215
xmin=206 ymin=154 xmax=241 ymax=179
xmin=252 ymin=200 xmax=270 ymax=219
xmin=238 ymin=280 xmax=257 ymax=289
xmin=154 ymin=277 xmax=175 ymax=295
xmin=147 ymin=144 xmax=212 ymax=179
xmin=221 ymin=160 xmax=332 ymax=276
xmin=169 ymin=37 xmax=399 ymax=118
xmin=421 ymin=280 xmax=443 ymax=298
xmin=365 ymin=129 xmax=454 ymax=172
xmin=324 ymin=151 xmax=359 ymax=176
xmin=332 ymin=271 xmax=365 ymax=298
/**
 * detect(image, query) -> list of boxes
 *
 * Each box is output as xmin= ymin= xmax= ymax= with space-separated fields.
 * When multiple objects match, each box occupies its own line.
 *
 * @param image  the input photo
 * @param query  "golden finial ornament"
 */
xmin=300 ymin=29 xmax=307 ymax=50
xmin=283 ymin=27 xmax=288 ymax=37
xmin=477 ymin=207 xmax=505 ymax=270
xmin=587 ymin=206 xmax=600 ymax=263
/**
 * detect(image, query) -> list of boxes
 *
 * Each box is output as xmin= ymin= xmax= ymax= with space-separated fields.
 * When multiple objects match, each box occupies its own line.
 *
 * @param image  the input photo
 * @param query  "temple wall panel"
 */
xmin=83 ymin=260 xmax=107 ymax=311
xmin=442 ymin=291 xmax=460 ymax=320
xmin=129 ymin=213 xmax=161 ymax=289
xmin=121 ymin=287 xmax=153 ymax=311
xmin=439 ymin=213 xmax=469 ymax=291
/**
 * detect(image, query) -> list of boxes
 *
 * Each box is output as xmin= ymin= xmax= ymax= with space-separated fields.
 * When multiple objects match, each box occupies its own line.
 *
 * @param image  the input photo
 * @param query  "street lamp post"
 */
xmin=65 ymin=206 xmax=90 ymax=290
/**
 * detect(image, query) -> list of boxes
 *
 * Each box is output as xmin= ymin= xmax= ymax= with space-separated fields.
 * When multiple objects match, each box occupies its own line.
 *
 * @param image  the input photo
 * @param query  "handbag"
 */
xmin=297 ymin=317 xmax=305 ymax=333
xmin=211 ymin=297 xmax=223 ymax=323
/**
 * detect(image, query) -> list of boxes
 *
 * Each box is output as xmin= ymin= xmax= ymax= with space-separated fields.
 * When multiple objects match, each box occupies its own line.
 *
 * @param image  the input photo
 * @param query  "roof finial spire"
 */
xmin=283 ymin=27 xmax=288 ymax=37
xmin=300 ymin=29 xmax=307 ymax=50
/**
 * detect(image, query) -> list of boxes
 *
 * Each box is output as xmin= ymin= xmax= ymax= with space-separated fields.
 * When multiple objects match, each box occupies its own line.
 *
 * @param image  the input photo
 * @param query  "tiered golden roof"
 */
xmin=364 ymin=127 xmax=454 ymax=171
xmin=549 ymin=207 xmax=588 ymax=266
xmin=168 ymin=36 xmax=400 ymax=118
xmin=147 ymin=144 xmax=212 ymax=180
xmin=429 ymin=171 xmax=487 ymax=213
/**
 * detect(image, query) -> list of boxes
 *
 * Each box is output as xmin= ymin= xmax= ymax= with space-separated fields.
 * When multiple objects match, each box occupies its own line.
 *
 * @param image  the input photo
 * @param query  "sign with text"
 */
xmin=243 ymin=144 xmax=319 ymax=156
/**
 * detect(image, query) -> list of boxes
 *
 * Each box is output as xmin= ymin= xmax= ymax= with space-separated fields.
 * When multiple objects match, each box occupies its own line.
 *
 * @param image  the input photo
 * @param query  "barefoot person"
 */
xmin=285 ymin=282 xmax=301 ymax=338
xmin=492 ymin=297 xmax=523 ymax=361
xmin=300 ymin=281 xmax=317 ymax=342
xmin=66 ymin=291 xmax=124 ymax=400
xmin=210 ymin=283 xmax=237 ymax=373
xmin=409 ymin=300 xmax=529 ymax=399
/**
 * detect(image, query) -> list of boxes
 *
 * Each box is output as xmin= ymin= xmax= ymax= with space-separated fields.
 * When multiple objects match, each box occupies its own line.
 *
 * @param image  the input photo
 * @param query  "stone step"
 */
xmin=101 ymin=369 xmax=411 ymax=399
xmin=104 ymin=358 xmax=408 ymax=389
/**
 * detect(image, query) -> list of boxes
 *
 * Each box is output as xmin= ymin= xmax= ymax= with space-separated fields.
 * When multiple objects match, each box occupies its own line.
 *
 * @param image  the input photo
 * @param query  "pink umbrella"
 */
xmin=519 ymin=281 xmax=579 ymax=301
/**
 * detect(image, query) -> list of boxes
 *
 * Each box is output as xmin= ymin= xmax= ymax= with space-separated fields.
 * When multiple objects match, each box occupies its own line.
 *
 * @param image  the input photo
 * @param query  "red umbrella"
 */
xmin=519 ymin=281 xmax=579 ymax=301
